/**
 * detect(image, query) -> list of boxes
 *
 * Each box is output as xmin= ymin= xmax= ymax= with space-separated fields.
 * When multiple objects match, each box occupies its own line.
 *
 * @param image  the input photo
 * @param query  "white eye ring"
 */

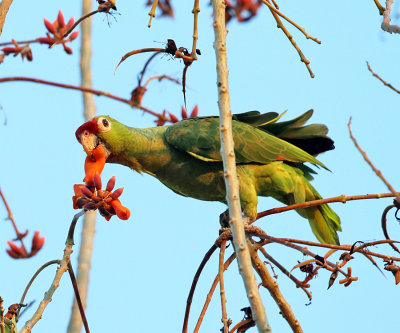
xmin=97 ymin=117 xmax=112 ymax=133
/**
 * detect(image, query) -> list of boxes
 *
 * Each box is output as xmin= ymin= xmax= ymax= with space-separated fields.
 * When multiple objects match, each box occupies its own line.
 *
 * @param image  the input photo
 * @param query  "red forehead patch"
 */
xmin=75 ymin=119 xmax=98 ymax=143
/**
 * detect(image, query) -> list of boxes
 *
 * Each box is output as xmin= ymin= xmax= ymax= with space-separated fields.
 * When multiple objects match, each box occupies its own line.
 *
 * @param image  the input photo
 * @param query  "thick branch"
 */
xmin=0 ymin=0 xmax=13 ymax=37
xmin=248 ymin=240 xmax=303 ymax=332
xmin=211 ymin=0 xmax=270 ymax=331
xmin=68 ymin=1 xmax=97 ymax=330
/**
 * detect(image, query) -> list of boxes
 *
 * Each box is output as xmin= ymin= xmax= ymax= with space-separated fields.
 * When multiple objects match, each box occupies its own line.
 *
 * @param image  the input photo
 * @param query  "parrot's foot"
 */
xmin=219 ymin=210 xmax=230 ymax=228
xmin=219 ymin=210 xmax=253 ymax=228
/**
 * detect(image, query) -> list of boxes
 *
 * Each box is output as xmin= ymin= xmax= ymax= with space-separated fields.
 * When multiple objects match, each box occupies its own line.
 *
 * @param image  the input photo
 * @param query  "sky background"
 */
xmin=1 ymin=1 xmax=400 ymax=332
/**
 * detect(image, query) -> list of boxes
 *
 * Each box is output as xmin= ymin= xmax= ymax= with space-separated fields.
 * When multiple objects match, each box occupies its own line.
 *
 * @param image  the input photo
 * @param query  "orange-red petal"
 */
xmin=83 ymin=144 xmax=106 ymax=186
xmin=110 ymin=199 xmax=131 ymax=220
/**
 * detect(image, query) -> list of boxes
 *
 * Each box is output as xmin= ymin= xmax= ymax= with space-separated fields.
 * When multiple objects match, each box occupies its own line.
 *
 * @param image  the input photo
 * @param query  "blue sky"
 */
xmin=1 ymin=1 xmax=400 ymax=332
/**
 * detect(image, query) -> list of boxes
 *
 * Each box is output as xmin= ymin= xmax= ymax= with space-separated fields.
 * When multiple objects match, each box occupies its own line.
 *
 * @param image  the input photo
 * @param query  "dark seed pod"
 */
xmin=94 ymin=173 xmax=102 ymax=190
xmin=76 ymin=197 xmax=88 ymax=208
xmin=83 ymin=202 xmax=97 ymax=210
xmin=106 ymin=176 xmax=116 ymax=192
xmin=111 ymin=187 xmax=124 ymax=199
xmin=81 ymin=186 xmax=94 ymax=198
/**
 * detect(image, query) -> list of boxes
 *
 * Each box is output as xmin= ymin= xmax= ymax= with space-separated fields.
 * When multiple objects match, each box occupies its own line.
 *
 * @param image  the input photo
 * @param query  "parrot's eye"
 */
xmin=97 ymin=117 xmax=112 ymax=133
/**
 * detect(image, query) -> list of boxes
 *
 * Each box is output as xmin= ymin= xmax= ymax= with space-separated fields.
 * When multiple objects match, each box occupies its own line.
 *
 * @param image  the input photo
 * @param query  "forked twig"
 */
xmin=264 ymin=0 xmax=314 ymax=77
xmin=348 ymin=117 xmax=400 ymax=203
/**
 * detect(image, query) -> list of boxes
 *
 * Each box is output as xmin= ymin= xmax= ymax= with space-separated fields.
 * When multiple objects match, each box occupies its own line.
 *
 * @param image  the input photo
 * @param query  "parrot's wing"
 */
xmin=165 ymin=117 xmax=328 ymax=168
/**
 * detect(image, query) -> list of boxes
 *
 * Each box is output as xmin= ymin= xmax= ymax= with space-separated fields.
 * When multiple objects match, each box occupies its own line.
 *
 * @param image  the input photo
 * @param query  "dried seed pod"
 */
xmin=94 ymin=172 xmax=102 ymax=190
xmin=111 ymin=187 xmax=124 ymax=199
xmin=80 ymin=186 xmax=94 ymax=198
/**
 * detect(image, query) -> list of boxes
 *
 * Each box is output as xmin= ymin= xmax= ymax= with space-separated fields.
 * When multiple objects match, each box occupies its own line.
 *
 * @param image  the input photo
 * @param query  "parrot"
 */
xmin=75 ymin=110 xmax=341 ymax=244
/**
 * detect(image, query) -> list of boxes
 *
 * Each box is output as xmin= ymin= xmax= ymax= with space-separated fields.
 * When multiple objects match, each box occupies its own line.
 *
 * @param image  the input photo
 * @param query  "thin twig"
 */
xmin=115 ymin=47 xmax=165 ymax=73
xmin=248 ymin=240 xmax=303 ymax=333
xmin=63 ymin=10 xmax=97 ymax=39
xmin=381 ymin=204 xmax=400 ymax=253
xmin=258 ymin=248 xmax=312 ymax=301
xmin=20 ymin=211 xmax=85 ymax=333
xmin=348 ymin=118 xmax=400 ymax=203
xmin=265 ymin=0 xmax=314 ymax=77
xmin=191 ymin=0 xmax=200 ymax=60
xmin=366 ymin=61 xmax=400 ymax=94
xmin=143 ymin=75 xmax=180 ymax=87
xmin=194 ymin=253 xmax=236 ymax=333
xmin=219 ymin=240 xmax=229 ymax=333
xmin=261 ymin=0 xmax=321 ymax=44
xmin=67 ymin=262 xmax=90 ymax=333
xmin=148 ymin=0 xmax=159 ymax=27
xmin=16 ymin=260 xmax=61 ymax=322
xmin=0 ymin=77 xmax=164 ymax=119
xmin=374 ymin=0 xmax=386 ymax=15
xmin=138 ymin=52 xmax=161 ymax=86
xmin=182 ymin=244 xmax=218 ymax=333
xmin=0 ymin=187 xmax=27 ymax=252
xmin=0 ymin=39 xmax=40 ymax=47
xmin=211 ymin=1 xmax=270 ymax=331
xmin=256 ymin=192 xmax=400 ymax=220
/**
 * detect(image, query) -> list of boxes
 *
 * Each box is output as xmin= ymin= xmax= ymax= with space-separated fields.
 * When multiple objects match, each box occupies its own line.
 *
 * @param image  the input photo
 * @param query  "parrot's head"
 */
xmin=75 ymin=116 xmax=129 ymax=163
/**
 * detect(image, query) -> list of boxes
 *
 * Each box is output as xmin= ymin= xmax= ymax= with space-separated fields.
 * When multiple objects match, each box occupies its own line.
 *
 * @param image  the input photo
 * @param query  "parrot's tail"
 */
xmin=297 ymin=184 xmax=341 ymax=245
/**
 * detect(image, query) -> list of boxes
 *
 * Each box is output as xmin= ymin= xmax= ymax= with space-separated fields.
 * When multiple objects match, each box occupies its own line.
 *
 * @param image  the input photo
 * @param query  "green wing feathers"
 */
xmin=165 ymin=116 xmax=328 ymax=168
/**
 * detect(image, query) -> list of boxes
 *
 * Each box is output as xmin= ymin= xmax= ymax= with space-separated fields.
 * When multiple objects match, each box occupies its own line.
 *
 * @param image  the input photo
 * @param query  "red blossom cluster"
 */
xmin=0 ymin=10 xmax=79 ymax=64
xmin=0 ymin=40 xmax=33 ymax=63
xmin=38 ymin=11 xmax=79 ymax=54
xmin=169 ymin=105 xmax=199 ymax=123
xmin=225 ymin=0 xmax=262 ymax=24
xmin=6 ymin=231 xmax=45 ymax=259
xmin=73 ymin=174 xmax=130 ymax=221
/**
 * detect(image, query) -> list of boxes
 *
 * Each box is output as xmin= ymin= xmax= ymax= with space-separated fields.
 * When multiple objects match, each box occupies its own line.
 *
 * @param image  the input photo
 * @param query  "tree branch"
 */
xmin=248 ymin=240 xmax=303 ymax=332
xmin=67 ymin=0 xmax=97 ymax=329
xmin=0 ymin=0 xmax=13 ymax=37
xmin=211 ymin=0 xmax=270 ymax=331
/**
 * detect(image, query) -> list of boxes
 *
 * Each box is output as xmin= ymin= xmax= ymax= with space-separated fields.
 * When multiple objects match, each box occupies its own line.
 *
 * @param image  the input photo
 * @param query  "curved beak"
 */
xmin=79 ymin=131 xmax=99 ymax=159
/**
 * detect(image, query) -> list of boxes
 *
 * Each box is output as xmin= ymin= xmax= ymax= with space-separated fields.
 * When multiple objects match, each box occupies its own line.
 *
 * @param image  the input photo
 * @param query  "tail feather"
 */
xmin=297 ymin=181 xmax=341 ymax=245
xmin=307 ymin=205 xmax=341 ymax=245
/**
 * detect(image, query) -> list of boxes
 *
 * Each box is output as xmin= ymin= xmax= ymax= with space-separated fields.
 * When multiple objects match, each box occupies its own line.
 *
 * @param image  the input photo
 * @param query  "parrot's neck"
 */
xmin=109 ymin=126 xmax=173 ymax=176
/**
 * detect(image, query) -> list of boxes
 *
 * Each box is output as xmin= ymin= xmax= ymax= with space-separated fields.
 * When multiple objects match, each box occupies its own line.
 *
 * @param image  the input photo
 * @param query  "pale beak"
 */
xmin=79 ymin=130 xmax=99 ymax=159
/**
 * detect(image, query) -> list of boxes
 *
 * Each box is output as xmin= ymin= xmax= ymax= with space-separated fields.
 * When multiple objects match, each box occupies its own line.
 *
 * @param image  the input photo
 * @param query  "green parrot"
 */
xmin=75 ymin=110 xmax=341 ymax=244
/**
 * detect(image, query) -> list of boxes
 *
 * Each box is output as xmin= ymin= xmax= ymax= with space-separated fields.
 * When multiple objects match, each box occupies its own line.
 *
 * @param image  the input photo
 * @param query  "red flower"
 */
xmin=6 ymin=231 xmax=45 ymax=259
xmin=168 ymin=105 xmax=199 ymax=124
xmin=73 ymin=175 xmax=131 ymax=221
xmin=37 ymin=10 xmax=79 ymax=54
xmin=1 ymin=40 xmax=33 ymax=62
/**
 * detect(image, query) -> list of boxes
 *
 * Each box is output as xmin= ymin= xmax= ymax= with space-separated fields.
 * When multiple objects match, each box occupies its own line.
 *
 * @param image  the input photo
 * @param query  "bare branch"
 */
xmin=348 ymin=118 xmax=400 ymax=203
xmin=211 ymin=0 xmax=270 ymax=331
xmin=248 ymin=240 xmax=303 ymax=333
xmin=366 ymin=61 xmax=400 ymax=94
xmin=0 ymin=0 xmax=13 ymax=37
xmin=381 ymin=0 xmax=400 ymax=33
